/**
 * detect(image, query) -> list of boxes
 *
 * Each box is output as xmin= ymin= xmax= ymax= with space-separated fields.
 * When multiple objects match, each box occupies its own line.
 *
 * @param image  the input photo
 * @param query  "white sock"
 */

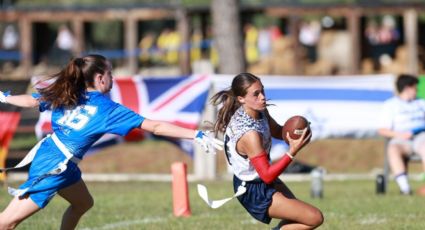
xmin=395 ymin=173 xmax=411 ymax=194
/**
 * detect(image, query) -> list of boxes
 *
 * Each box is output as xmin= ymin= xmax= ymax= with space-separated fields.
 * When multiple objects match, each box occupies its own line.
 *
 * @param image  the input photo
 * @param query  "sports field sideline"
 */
xmin=2 ymin=174 xmax=425 ymax=229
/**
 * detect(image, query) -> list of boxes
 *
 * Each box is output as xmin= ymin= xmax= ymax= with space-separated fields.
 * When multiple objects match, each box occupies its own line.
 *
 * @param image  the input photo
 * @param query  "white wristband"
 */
xmin=286 ymin=152 xmax=294 ymax=160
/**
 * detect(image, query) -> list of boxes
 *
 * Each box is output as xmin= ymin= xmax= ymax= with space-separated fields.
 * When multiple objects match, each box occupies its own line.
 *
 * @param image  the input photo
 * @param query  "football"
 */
xmin=282 ymin=115 xmax=311 ymax=144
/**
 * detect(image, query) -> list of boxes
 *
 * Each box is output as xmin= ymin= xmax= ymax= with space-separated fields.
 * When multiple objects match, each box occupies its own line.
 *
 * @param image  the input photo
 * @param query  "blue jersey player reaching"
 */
xmin=0 ymin=54 xmax=222 ymax=230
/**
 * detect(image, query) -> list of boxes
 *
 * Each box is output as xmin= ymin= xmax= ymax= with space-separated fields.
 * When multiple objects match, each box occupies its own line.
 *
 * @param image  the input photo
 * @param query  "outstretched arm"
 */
xmin=141 ymin=118 xmax=198 ymax=139
xmin=140 ymin=118 xmax=223 ymax=153
xmin=0 ymin=90 xmax=39 ymax=108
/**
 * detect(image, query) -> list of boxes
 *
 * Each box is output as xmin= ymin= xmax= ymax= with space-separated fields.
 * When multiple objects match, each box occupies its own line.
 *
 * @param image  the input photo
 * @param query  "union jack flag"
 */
xmin=34 ymin=74 xmax=211 ymax=157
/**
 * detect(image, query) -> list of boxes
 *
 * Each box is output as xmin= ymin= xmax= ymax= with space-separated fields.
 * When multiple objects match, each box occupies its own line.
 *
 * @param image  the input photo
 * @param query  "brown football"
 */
xmin=282 ymin=115 xmax=311 ymax=144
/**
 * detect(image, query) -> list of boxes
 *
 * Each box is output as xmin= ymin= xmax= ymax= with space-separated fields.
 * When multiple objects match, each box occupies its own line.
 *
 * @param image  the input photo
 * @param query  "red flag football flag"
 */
xmin=0 ymin=112 xmax=20 ymax=181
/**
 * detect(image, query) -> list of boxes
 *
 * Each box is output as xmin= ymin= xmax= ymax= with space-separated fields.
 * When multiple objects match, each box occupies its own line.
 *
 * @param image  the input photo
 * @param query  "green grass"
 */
xmin=2 ymin=180 xmax=425 ymax=229
xmin=8 ymin=133 xmax=37 ymax=150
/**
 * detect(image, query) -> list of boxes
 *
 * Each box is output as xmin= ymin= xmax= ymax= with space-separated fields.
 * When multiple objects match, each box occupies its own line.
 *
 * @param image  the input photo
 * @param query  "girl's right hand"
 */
xmin=286 ymin=127 xmax=312 ymax=157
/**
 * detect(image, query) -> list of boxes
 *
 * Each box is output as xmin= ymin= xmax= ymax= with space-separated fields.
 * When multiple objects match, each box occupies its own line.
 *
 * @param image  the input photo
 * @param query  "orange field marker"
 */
xmin=171 ymin=162 xmax=191 ymax=217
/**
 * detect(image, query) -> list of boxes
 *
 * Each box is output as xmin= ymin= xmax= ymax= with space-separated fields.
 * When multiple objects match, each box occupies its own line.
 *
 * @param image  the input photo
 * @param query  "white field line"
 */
xmin=359 ymin=216 xmax=388 ymax=225
xmin=79 ymin=216 xmax=167 ymax=230
xmin=6 ymin=172 xmax=425 ymax=183
xmin=80 ymin=213 xmax=259 ymax=230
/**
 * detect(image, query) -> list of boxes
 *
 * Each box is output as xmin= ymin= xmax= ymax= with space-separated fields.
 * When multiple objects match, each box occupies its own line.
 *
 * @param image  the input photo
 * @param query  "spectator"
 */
xmin=50 ymin=24 xmax=75 ymax=66
xmin=244 ymin=23 xmax=259 ymax=65
xmin=257 ymin=25 xmax=272 ymax=58
xmin=299 ymin=20 xmax=321 ymax=63
xmin=190 ymin=27 xmax=203 ymax=63
xmin=2 ymin=24 xmax=19 ymax=50
xmin=365 ymin=15 xmax=400 ymax=71
xmin=378 ymin=74 xmax=425 ymax=195
xmin=56 ymin=25 xmax=74 ymax=51
xmin=138 ymin=32 xmax=155 ymax=67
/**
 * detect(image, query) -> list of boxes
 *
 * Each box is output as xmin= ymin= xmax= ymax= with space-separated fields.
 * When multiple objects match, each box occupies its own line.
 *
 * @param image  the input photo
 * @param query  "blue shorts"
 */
xmin=233 ymin=175 xmax=280 ymax=224
xmin=16 ymin=138 xmax=82 ymax=208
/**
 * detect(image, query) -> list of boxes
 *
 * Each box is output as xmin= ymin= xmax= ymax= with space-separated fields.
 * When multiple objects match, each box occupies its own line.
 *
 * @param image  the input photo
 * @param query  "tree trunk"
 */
xmin=211 ymin=0 xmax=245 ymax=74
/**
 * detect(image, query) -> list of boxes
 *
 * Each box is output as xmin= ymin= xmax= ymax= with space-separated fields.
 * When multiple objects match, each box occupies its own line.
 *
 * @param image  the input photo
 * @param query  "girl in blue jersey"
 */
xmin=0 ymin=54 xmax=221 ymax=230
xmin=211 ymin=73 xmax=323 ymax=229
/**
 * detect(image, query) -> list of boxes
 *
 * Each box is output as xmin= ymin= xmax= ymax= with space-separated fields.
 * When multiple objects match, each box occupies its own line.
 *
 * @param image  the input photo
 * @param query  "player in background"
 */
xmin=378 ymin=74 xmax=425 ymax=195
xmin=0 ymin=54 xmax=222 ymax=230
xmin=210 ymin=73 xmax=323 ymax=229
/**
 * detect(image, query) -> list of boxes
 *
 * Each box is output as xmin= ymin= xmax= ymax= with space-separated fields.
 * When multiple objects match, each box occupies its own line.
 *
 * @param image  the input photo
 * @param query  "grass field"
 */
xmin=2 ymin=179 xmax=425 ymax=229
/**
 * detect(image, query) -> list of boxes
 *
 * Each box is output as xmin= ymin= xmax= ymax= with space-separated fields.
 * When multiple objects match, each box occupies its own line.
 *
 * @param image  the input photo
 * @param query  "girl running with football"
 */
xmin=210 ymin=72 xmax=323 ymax=229
xmin=0 ymin=54 xmax=222 ymax=230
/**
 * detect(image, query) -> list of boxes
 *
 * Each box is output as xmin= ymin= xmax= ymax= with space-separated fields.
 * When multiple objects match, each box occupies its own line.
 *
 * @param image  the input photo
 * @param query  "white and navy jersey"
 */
xmin=379 ymin=97 xmax=425 ymax=132
xmin=224 ymin=107 xmax=272 ymax=181
xmin=36 ymin=91 xmax=144 ymax=159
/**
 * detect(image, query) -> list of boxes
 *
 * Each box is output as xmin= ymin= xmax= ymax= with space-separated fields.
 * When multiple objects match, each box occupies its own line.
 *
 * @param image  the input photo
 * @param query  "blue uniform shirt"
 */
xmin=35 ymin=91 xmax=145 ymax=159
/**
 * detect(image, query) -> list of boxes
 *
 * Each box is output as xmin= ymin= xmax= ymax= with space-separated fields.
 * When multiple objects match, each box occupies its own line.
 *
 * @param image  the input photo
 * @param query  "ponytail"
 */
xmin=211 ymin=89 xmax=240 ymax=135
xmin=38 ymin=54 xmax=107 ymax=109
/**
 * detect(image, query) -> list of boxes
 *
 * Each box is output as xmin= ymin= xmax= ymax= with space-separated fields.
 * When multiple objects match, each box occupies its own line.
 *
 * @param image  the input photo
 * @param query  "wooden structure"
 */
xmin=265 ymin=5 xmax=421 ymax=75
xmin=0 ymin=7 xmax=183 ymax=76
xmin=0 ymin=3 xmax=423 ymax=77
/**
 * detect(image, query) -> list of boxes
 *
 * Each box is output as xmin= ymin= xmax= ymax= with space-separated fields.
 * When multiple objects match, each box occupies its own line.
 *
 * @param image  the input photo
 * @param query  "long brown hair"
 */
xmin=211 ymin=72 xmax=261 ymax=134
xmin=38 ymin=54 xmax=108 ymax=109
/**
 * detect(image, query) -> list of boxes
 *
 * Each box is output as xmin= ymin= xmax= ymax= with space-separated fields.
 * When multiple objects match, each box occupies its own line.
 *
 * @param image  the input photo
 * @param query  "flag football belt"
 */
xmin=6 ymin=133 xmax=82 ymax=197
xmin=0 ymin=133 xmax=81 ymax=172
xmin=197 ymin=181 xmax=246 ymax=209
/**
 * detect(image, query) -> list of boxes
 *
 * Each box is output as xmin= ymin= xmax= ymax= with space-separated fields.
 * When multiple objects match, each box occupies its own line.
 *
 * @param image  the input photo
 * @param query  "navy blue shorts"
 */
xmin=233 ymin=175 xmax=281 ymax=224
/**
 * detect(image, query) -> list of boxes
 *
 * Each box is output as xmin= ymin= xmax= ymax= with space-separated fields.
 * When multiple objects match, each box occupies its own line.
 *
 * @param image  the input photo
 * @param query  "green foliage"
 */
xmin=89 ymin=21 xmax=122 ymax=49
xmin=418 ymin=76 xmax=425 ymax=99
xmin=2 ymin=180 xmax=425 ymax=229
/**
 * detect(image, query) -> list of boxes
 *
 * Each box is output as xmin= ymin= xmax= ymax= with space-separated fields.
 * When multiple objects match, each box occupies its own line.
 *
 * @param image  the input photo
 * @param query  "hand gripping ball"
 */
xmin=282 ymin=115 xmax=311 ymax=144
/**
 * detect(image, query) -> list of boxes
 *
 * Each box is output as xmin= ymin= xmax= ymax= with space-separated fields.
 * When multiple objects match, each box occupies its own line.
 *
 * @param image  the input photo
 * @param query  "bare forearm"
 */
xmin=378 ymin=128 xmax=411 ymax=139
xmin=5 ymin=95 xmax=39 ymax=108
xmin=141 ymin=119 xmax=197 ymax=139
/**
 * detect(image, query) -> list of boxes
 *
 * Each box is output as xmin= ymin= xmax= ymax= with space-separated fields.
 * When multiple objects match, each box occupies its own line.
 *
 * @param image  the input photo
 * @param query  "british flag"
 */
xmin=34 ymin=74 xmax=211 ymax=157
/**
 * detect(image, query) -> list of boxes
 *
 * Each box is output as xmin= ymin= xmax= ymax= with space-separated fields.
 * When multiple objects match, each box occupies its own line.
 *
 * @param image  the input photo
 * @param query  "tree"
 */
xmin=211 ymin=0 xmax=245 ymax=74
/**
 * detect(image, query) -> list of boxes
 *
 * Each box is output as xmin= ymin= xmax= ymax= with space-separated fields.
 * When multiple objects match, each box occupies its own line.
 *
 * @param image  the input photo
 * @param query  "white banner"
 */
xmin=211 ymin=74 xmax=396 ymax=140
